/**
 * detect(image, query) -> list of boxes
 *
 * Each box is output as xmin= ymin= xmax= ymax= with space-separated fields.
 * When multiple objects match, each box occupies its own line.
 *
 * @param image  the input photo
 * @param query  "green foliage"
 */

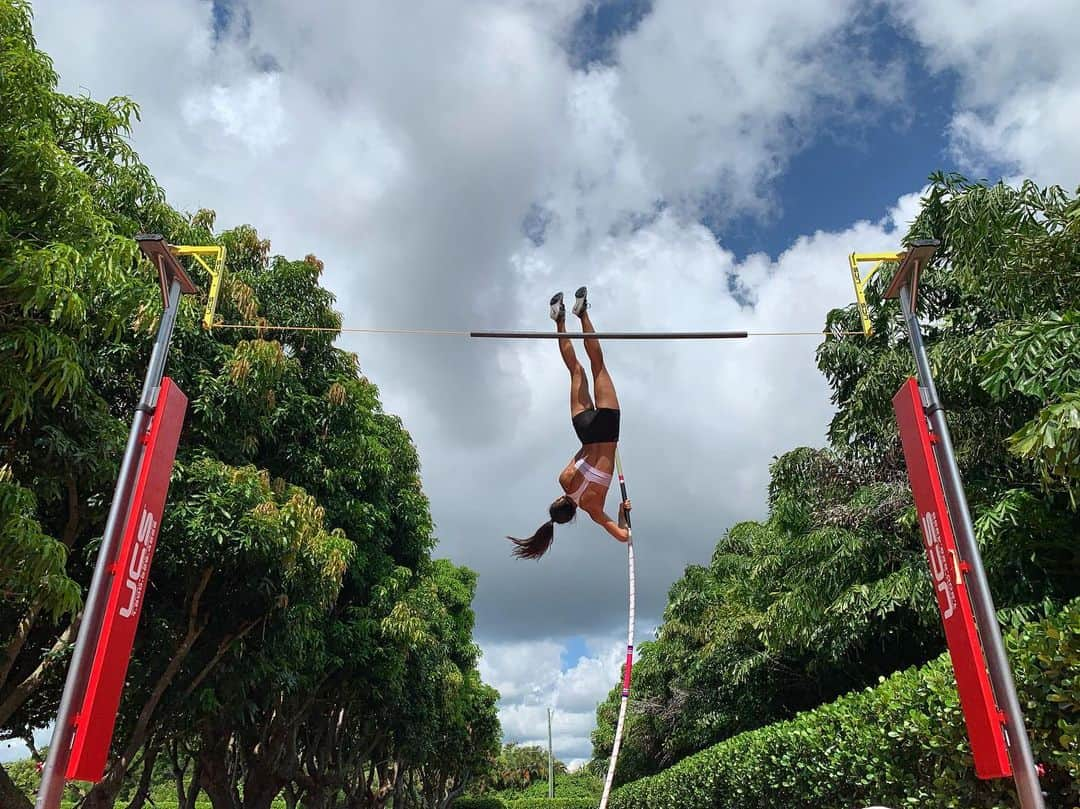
xmin=498 ymin=771 xmax=601 ymax=801
xmin=982 ymin=312 xmax=1080 ymax=504
xmin=608 ymin=600 xmax=1080 ymax=809
xmin=0 ymin=468 xmax=80 ymax=621
xmin=3 ymin=758 xmax=39 ymax=796
xmin=483 ymin=744 xmax=567 ymax=793
xmin=0 ymin=0 xmax=177 ymax=431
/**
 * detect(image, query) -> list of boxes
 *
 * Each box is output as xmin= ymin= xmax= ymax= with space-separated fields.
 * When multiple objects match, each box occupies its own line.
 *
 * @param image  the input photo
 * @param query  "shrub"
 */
xmin=609 ymin=600 xmax=1080 ymax=809
xmin=498 ymin=771 xmax=602 ymax=801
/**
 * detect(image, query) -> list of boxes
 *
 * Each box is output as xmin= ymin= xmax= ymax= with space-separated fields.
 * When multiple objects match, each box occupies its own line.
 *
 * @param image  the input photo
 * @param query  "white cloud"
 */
xmin=181 ymin=73 xmax=288 ymax=153
xmin=606 ymin=0 xmax=905 ymax=217
xmin=888 ymin=0 xmax=1080 ymax=186
xmin=479 ymin=639 xmax=564 ymax=703
xmin=554 ymin=651 xmax=616 ymax=713
xmin=480 ymin=635 xmax=626 ymax=762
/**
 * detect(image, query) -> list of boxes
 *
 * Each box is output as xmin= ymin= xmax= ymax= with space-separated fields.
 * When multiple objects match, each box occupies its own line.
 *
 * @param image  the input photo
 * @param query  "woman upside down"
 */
xmin=507 ymin=286 xmax=631 ymax=560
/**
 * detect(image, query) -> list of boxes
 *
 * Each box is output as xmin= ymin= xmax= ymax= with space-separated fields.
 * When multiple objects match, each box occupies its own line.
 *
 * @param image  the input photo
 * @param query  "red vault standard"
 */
xmin=892 ymin=377 xmax=1011 ymax=779
xmin=66 ymin=378 xmax=188 ymax=781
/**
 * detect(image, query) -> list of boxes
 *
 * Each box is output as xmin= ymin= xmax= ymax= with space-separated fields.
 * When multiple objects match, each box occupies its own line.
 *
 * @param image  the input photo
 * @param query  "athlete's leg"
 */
xmin=579 ymin=307 xmax=619 ymax=410
xmin=556 ymin=302 xmax=593 ymax=417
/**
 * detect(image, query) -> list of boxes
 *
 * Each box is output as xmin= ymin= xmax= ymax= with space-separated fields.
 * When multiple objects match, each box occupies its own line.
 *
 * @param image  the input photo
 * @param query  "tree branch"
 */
xmin=0 ymin=617 xmax=78 ymax=726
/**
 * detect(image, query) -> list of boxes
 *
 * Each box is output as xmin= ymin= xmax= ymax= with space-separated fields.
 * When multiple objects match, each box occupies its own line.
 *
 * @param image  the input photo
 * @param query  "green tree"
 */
xmin=484 ymin=744 xmax=566 ymax=793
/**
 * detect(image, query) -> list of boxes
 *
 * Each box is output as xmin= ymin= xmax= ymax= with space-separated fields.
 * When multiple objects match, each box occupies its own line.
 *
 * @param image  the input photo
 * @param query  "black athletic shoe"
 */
xmin=550 ymin=291 xmax=565 ymax=321
xmin=572 ymin=286 xmax=588 ymax=316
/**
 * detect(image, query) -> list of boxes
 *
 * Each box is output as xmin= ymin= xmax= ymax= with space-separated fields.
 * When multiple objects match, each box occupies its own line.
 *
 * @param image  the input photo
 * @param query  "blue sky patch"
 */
xmin=557 ymin=2 xmax=988 ymax=262
xmin=523 ymin=203 xmax=554 ymax=246
xmin=715 ymin=80 xmax=960 ymax=259
xmin=211 ymin=0 xmax=240 ymax=41
xmin=567 ymin=0 xmax=653 ymax=70
xmin=561 ymin=634 xmax=591 ymax=671
xmin=713 ymin=12 xmax=965 ymax=259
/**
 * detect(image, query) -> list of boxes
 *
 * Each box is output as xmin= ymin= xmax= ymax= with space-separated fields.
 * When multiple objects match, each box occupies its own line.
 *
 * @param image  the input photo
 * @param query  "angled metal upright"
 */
xmin=36 ymin=236 xmax=202 ymax=809
xmin=882 ymin=240 xmax=1045 ymax=808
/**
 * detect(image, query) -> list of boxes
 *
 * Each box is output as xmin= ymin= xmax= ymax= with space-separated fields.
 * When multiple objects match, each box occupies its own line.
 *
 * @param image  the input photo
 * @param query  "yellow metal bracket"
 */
xmin=848 ymin=252 xmax=902 ymax=337
xmin=171 ymin=245 xmax=227 ymax=330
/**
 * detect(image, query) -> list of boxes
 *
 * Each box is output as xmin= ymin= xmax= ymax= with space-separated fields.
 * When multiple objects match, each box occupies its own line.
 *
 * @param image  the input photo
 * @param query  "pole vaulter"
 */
xmin=500 ymin=288 xmax=636 ymax=809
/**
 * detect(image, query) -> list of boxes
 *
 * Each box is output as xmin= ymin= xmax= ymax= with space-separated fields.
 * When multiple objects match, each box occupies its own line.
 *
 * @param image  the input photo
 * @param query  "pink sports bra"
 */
xmin=568 ymin=457 xmax=612 ymax=503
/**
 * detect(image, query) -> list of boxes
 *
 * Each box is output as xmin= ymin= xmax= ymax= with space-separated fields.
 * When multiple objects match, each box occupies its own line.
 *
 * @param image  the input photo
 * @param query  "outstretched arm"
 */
xmin=586 ymin=500 xmax=631 ymax=542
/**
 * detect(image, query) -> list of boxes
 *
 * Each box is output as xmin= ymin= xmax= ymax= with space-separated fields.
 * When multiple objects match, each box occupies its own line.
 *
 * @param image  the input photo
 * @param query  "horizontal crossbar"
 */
xmin=469 ymin=331 xmax=748 ymax=340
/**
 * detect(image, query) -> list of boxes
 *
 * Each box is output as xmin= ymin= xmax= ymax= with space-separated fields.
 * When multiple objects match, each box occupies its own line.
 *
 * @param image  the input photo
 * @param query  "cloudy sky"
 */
xmin=20 ymin=0 xmax=1079 ymax=769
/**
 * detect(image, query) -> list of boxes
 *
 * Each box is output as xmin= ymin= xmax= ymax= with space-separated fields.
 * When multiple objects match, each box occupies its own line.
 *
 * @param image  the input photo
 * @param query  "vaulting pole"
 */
xmin=548 ymin=708 xmax=555 ymax=799
xmin=599 ymin=451 xmax=635 ymax=809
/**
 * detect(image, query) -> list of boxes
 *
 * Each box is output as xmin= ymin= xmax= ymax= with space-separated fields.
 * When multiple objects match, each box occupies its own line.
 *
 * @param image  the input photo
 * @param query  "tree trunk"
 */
xmin=240 ymin=771 xmax=282 ymax=809
xmin=82 ymin=774 xmax=123 ymax=809
xmin=0 ymin=600 xmax=43 ymax=689
xmin=0 ymin=765 xmax=32 ymax=809
xmin=198 ymin=741 xmax=239 ymax=809
xmin=169 ymin=744 xmax=189 ymax=808
xmin=438 ymin=772 xmax=468 ymax=809
xmin=181 ymin=759 xmax=202 ymax=809
xmin=83 ymin=738 xmax=153 ymax=809
xmin=0 ymin=619 xmax=78 ymax=727
xmin=125 ymin=742 xmax=160 ymax=809
xmin=389 ymin=766 xmax=405 ymax=809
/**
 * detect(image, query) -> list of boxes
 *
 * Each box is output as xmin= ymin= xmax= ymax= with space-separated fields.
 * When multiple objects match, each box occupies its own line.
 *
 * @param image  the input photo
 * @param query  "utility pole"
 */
xmin=547 ymin=708 xmax=554 ymax=799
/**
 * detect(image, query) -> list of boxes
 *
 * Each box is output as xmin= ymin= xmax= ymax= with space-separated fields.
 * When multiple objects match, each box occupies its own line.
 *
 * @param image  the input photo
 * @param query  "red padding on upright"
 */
xmin=621 ymin=646 xmax=633 ymax=696
xmin=67 ymin=378 xmax=187 ymax=781
xmin=893 ymin=378 xmax=1011 ymax=779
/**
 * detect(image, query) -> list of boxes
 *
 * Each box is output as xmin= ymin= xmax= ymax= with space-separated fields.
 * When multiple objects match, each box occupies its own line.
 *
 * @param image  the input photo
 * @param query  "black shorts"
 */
xmin=573 ymin=407 xmax=620 ymax=445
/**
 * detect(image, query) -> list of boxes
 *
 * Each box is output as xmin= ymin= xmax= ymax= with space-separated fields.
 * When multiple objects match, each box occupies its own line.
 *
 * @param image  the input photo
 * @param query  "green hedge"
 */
xmin=494 ymin=771 xmax=602 ymax=802
xmin=453 ymin=800 xmax=595 ymax=809
xmin=609 ymin=600 xmax=1080 ymax=809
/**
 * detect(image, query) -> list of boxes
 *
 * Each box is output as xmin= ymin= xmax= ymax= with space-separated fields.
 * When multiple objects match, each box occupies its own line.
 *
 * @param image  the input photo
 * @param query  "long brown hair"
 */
xmin=507 ymin=496 xmax=576 ymax=559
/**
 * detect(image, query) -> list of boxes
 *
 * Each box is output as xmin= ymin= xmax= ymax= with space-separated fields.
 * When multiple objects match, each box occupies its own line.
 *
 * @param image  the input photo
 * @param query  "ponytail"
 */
xmin=507 ymin=520 xmax=555 ymax=560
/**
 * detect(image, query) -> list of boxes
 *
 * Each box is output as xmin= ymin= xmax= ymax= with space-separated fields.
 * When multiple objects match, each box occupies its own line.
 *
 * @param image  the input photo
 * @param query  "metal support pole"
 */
xmin=36 ymin=279 xmax=184 ymax=809
xmin=548 ymin=708 xmax=554 ymax=799
xmin=898 ymin=285 xmax=1044 ymax=809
